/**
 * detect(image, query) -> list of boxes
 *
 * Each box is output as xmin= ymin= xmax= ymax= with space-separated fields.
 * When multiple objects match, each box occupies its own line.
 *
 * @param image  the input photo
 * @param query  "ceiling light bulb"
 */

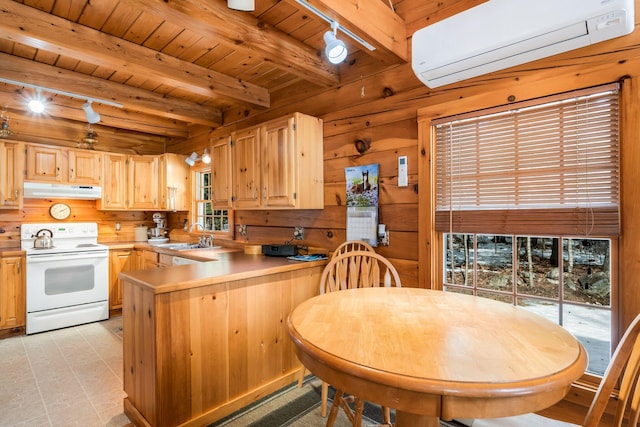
xmin=82 ymin=101 xmax=101 ymax=124
xmin=202 ymin=148 xmax=211 ymax=164
xmin=323 ymin=24 xmax=348 ymax=64
xmin=185 ymin=152 xmax=198 ymax=166
xmin=28 ymin=99 xmax=45 ymax=113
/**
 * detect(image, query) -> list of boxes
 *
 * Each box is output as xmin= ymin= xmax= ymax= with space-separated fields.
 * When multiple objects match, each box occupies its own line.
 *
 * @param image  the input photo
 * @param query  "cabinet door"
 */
xmin=160 ymin=153 xmax=190 ymax=211
xmin=232 ymin=127 xmax=261 ymax=209
xmin=0 ymin=141 xmax=24 ymax=209
xmin=129 ymin=156 xmax=159 ymax=209
xmin=109 ymin=250 xmax=136 ymax=311
xmin=68 ymin=149 xmax=102 ymax=185
xmin=26 ymin=144 xmax=65 ymax=182
xmin=262 ymin=117 xmax=296 ymax=208
xmin=100 ymin=153 xmax=128 ymax=210
xmin=141 ymin=250 xmax=160 ymax=269
xmin=0 ymin=255 xmax=26 ymax=330
xmin=212 ymin=136 xmax=232 ymax=208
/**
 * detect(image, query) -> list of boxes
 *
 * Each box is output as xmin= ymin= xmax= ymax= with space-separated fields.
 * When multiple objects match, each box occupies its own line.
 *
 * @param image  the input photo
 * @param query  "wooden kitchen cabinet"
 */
xmin=159 ymin=153 xmax=190 ymax=211
xmin=0 ymin=254 xmax=26 ymax=330
xmin=141 ymin=250 xmax=161 ymax=269
xmin=109 ymin=249 xmax=139 ymax=312
xmin=0 ymin=141 xmax=24 ymax=209
xmin=100 ymin=154 xmax=161 ymax=210
xmin=25 ymin=144 xmax=65 ymax=182
xmin=231 ymin=126 xmax=261 ymax=209
xmin=68 ymin=149 xmax=102 ymax=185
xmin=211 ymin=136 xmax=232 ymax=208
xmin=230 ymin=112 xmax=323 ymax=210
xmin=100 ymin=153 xmax=128 ymax=210
xmin=129 ymin=155 xmax=159 ymax=210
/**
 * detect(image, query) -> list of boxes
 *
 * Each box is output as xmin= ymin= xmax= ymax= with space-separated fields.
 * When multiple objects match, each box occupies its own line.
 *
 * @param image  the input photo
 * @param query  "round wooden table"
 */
xmin=287 ymin=287 xmax=588 ymax=427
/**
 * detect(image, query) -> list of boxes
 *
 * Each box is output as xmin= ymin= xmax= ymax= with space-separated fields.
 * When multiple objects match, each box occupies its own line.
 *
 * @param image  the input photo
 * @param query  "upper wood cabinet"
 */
xmin=230 ymin=112 xmax=323 ymax=210
xmin=100 ymin=153 xmax=128 ymax=210
xmin=0 ymin=141 xmax=24 ymax=209
xmin=68 ymin=149 xmax=101 ymax=185
xmin=211 ymin=136 xmax=233 ymax=209
xmin=25 ymin=143 xmax=101 ymax=185
xmin=128 ymin=155 xmax=159 ymax=210
xmin=232 ymin=126 xmax=261 ymax=209
xmin=159 ymin=153 xmax=190 ymax=211
xmin=100 ymin=153 xmax=189 ymax=211
xmin=25 ymin=144 xmax=65 ymax=182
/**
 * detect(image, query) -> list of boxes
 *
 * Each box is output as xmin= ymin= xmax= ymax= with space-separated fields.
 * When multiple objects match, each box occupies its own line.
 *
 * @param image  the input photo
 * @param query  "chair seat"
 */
xmin=462 ymin=413 xmax=578 ymax=427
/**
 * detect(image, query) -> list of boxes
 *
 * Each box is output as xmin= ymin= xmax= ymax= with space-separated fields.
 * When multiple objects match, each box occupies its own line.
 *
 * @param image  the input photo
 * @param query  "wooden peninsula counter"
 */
xmin=120 ymin=251 xmax=326 ymax=427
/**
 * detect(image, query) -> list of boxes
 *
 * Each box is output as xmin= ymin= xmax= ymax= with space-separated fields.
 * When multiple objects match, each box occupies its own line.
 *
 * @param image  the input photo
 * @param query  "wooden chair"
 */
xmin=468 ymin=312 xmax=640 ymax=427
xmin=322 ymin=251 xmax=401 ymax=427
xmin=297 ymin=240 xmax=376 ymax=417
xmin=332 ymin=240 xmax=376 ymax=257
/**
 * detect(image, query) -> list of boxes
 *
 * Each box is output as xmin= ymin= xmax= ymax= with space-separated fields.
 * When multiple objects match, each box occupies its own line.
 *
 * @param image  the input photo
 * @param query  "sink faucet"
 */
xmin=189 ymin=223 xmax=213 ymax=248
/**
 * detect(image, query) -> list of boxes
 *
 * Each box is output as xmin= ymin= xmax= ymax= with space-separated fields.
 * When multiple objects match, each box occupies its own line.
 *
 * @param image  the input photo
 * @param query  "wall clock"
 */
xmin=49 ymin=202 xmax=71 ymax=220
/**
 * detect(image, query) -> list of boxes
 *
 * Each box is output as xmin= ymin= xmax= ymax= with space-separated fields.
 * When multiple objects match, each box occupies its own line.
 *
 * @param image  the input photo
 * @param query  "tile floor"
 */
xmin=0 ymin=316 xmax=130 ymax=426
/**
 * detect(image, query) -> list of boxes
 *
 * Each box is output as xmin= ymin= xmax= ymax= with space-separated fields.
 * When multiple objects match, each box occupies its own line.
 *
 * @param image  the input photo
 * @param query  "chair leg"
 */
xmin=382 ymin=406 xmax=391 ymax=424
xmin=297 ymin=367 xmax=307 ymax=388
xmin=353 ymin=397 xmax=364 ymax=427
xmin=326 ymin=390 xmax=343 ymax=427
xmin=321 ymin=381 xmax=329 ymax=417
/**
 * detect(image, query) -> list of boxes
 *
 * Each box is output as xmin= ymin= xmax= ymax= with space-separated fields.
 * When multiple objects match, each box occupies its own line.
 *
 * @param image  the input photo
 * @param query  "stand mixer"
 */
xmin=148 ymin=212 xmax=169 ymax=244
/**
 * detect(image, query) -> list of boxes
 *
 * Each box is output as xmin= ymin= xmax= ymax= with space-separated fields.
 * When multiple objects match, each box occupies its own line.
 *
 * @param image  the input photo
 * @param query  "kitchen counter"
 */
xmin=120 ymin=251 xmax=326 ymax=427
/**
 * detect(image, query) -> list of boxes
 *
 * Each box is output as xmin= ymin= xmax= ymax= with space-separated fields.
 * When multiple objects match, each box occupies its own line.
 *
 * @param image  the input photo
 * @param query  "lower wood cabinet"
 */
xmin=0 ymin=254 xmax=26 ymax=331
xmin=109 ymin=249 xmax=140 ymax=312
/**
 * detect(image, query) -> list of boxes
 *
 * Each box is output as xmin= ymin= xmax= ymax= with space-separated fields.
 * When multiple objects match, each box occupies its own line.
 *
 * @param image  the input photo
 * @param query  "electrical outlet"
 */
xmin=238 ymin=224 xmax=247 ymax=236
xmin=293 ymin=226 xmax=305 ymax=240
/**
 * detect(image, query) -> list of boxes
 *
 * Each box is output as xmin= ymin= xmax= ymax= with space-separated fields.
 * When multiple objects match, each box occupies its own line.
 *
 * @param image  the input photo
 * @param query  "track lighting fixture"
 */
xmin=185 ymin=152 xmax=198 ymax=166
xmin=0 ymin=77 xmax=122 ymax=123
xmin=185 ymin=149 xmax=211 ymax=166
xmin=28 ymin=90 xmax=45 ymax=114
xmin=82 ymin=101 xmax=101 ymax=124
xmin=227 ymin=0 xmax=254 ymax=11
xmin=294 ymin=0 xmax=376 ymax=65
xmin=324 ymin=22 xmax=348 ymax=64
xmin=202 ymin=148 xmax=211 ymax=164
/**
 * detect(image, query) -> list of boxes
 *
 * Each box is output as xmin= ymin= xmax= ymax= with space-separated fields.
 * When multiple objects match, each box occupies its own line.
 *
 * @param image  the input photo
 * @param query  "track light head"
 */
xmin=202 ymin=148 xmax=211 ymax=164
xmin=185 ymin=152 xmax=198 ymax=166
xmin=82 ymin=101 xmax=101 ymax=124
xmin=323 ymin=22 xmax=348 ymax=64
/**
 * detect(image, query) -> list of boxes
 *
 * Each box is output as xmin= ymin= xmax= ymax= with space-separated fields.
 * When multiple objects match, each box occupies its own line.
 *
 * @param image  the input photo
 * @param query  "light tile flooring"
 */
xmin=0 ymin=316 xmax=130 ymax=426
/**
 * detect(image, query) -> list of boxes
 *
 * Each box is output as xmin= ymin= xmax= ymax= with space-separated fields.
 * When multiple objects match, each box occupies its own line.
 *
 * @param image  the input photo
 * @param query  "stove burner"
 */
xmin=77 ymin=243 xmax=100 ymax=247
xmin=32 ymin=246 xmax=55 ymax=250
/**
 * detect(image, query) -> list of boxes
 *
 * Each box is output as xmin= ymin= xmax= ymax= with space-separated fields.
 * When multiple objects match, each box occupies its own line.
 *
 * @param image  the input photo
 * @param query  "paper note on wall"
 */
xmin=345 ymin=164 xmax=379 ymax=246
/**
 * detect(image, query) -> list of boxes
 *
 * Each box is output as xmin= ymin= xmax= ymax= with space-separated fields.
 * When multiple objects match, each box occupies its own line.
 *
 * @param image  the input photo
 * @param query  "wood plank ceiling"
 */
xmin=0 ymin=0 xmax=481 ymax=140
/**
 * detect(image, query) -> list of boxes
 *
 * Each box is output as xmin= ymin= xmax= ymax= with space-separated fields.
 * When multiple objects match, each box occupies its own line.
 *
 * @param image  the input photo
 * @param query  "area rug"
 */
xmin=209 ymin=376 xmax=465 ymax=427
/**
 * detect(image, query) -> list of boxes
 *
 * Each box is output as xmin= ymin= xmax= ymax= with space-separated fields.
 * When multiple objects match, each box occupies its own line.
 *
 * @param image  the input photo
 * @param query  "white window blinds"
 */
xmin=434 ymin=84 xmax=620 ymax=236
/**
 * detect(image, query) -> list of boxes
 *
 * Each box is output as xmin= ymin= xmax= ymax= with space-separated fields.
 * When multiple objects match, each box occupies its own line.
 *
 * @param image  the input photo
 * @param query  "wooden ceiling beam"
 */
xmin=291 ymin=0 xmax=408 ymax=65
xmin=128 ymin=0 xmax=340 ymax=88
xmin=0 ymin=0 xmax=270 ymax=108
xmin=0 ymin=53 xmax=220 ymax=129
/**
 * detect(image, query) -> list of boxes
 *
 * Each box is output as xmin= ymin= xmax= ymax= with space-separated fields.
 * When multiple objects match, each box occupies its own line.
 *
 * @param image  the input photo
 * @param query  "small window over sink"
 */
xmin=192 ymin=165 xmax=232 ymax=236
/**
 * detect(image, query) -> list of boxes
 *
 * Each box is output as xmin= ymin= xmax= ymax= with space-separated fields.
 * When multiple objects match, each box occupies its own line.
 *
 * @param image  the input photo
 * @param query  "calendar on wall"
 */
xmin=345 ymin=164 xmax=379 ymax=246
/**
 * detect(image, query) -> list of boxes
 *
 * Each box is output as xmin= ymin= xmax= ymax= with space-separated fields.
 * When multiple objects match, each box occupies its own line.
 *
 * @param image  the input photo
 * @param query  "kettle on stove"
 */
xmin=33 ymin=229 xmax=54 ymax=249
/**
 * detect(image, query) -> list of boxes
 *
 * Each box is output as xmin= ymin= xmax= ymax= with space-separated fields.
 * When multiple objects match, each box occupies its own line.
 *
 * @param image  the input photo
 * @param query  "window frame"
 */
xmin=190 ymin=163 xmax=233 ymax=238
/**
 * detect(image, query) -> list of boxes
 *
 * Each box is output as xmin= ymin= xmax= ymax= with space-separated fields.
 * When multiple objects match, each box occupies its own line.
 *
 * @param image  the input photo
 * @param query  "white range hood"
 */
xmin=23 ymin=182 xmax=102 ymax=200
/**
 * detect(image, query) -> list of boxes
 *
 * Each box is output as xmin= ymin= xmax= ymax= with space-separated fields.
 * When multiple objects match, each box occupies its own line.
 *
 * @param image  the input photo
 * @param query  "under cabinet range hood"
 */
xmin=23 ymin=182 xmax=102 ymax=200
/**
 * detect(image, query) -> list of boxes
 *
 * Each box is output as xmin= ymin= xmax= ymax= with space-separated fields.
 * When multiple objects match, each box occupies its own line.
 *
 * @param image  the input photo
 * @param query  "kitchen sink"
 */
xmin=153 ymin=242 xmax=221 ymax=251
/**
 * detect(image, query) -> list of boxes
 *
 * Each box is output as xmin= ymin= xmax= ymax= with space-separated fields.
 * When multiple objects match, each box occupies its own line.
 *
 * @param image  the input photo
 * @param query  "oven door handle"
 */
xmin=26 ymin=252 xmax=109 ymax=263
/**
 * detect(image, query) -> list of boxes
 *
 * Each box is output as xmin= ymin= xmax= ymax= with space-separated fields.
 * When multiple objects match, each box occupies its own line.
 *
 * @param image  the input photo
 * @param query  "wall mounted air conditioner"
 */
xmin=411 ymin=0 xmax=635 ymax=88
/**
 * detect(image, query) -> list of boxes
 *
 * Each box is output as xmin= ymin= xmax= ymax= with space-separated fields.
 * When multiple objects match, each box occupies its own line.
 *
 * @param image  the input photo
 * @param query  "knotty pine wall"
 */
xmin=4 ymin=3 xmax=640 ymax=293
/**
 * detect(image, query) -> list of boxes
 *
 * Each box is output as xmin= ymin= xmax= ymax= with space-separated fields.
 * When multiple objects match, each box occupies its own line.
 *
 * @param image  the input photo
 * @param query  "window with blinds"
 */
xmin=434 ymin=84 xmax=620 ymax=236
